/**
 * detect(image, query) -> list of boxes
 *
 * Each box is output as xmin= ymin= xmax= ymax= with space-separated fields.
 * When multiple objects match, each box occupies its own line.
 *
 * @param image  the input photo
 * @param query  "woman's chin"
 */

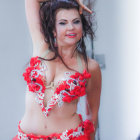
xmin=64 ymin=41 xmax=78 ymax=47
xmin=58 ymin=40 xmax=80 ymax=48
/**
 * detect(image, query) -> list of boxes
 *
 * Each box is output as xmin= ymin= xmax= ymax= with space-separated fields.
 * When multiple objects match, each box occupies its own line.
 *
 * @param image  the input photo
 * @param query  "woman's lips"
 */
xmin=66 ymin=33 xmax=77 ymax=38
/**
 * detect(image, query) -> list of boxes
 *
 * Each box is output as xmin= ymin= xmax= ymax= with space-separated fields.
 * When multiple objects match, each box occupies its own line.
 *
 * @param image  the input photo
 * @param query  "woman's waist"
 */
xmin=20 ymin=112 xmax=82 ymax=135
xmin=18 ymin=114 xmax=95 ymax=140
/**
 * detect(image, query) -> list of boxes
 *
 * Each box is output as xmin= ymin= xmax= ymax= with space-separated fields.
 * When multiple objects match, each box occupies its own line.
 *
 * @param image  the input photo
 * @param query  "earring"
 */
xmin=54 ymin=38 xmax=58 ymax=47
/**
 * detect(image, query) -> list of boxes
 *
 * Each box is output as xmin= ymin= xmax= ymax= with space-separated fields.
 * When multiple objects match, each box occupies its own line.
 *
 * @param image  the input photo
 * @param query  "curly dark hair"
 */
xmin=39 ymin=0 xmax=94 ymax=70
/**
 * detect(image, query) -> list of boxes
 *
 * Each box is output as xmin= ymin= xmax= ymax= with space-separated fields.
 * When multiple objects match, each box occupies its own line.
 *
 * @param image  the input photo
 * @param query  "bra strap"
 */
xmin=77 ymin=53 xmax=84 ymax=73
xmin=41 ymin=49 xmax=51 ymax=58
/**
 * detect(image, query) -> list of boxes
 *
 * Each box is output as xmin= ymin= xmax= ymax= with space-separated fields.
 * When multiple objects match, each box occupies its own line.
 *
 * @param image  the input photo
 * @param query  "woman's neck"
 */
xmin=58 ymin=45 xmax=78 ymax=60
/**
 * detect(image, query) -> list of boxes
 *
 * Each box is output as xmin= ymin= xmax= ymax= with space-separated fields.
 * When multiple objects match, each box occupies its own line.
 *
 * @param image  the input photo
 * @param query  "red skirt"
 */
xmin=13 ymin=114 xmax=95 ymax=140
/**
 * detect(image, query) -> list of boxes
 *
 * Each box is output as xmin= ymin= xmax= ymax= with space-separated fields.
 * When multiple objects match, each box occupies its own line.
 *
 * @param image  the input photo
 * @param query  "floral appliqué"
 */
xmin=23 ymin=56 xmax=91 ymax=117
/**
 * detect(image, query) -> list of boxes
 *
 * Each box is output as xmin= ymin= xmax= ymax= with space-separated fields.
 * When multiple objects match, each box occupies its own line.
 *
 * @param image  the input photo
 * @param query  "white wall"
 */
xmin=0 ymin=0 xmax=31 ymax=139
xmin=94 ymin=0 xmax=124 ymax=139
xmin=120 ymin=0 xmax=140 ymax=139
xmin=94 ymin=0 xmax=140 ymax=140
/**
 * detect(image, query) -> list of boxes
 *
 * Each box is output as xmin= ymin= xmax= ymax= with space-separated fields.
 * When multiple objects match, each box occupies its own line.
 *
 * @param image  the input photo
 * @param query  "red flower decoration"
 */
xmin=22 ymin=56 xmax=46 ymax=93
xmin=30 ymin=56 xmax=41 ymax=67
xmin=83 ymin=120 xmax=95 ymax=134
xmin=54 ymin=70 xmax=91 ymax=103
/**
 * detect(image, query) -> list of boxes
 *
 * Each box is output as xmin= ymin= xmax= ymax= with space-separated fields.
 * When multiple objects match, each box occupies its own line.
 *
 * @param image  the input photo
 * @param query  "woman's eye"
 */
xmin=74 ymin=20 xmax=81 ymax=24
xmin=59 ymin=22 xmax=66 ymax=25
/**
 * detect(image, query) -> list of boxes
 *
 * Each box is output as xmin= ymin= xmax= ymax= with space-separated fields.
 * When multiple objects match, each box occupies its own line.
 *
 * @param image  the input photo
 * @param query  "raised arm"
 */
xmin=25 ymin=0 xmax=49 ymax=56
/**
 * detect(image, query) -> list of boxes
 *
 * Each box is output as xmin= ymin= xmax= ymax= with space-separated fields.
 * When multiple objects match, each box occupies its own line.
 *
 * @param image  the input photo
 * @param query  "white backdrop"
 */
xmin=0 ymin=0 xmax=32 ymax=139
xmin=95 ymin=0 xmax=140 ymax=139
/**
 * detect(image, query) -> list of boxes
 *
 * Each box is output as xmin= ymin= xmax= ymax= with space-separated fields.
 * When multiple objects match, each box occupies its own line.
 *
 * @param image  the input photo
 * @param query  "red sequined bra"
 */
xmin=23 ymin=56 xmax=91 ymax=117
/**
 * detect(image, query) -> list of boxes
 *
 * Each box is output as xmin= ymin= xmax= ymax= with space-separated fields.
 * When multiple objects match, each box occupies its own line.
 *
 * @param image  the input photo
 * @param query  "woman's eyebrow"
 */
xmin=58 ymin=18 xmax=81 ymax=22
xmin=58 ymin=19 xmax=67 ymax=22
xmin=72 ymin=18 xmax=81 ymax=21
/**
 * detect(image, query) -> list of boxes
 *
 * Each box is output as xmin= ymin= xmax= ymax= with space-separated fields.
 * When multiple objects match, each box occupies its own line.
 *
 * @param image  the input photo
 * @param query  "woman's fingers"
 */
xmin=79 ymin=6 xmax=83 ymax=14
xmin=76 ymin=0 xmax=93 ymax=14
xmin=82 ymin=5 xmax=93 ymax=14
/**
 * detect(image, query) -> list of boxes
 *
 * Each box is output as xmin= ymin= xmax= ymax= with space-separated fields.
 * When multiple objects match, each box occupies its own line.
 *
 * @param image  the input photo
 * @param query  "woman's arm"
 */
xmin=25 ymin=0 xmax=49 ymax=56
xmin=86 ymin=59 xmax=102 ymax=138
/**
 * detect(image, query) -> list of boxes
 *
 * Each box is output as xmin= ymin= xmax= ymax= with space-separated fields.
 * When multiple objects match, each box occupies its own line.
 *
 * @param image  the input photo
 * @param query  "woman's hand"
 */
xmin=37 ymin=0 xmax=92 ymax=14
xmin=76 ymin=0 xmax=93 ymax=14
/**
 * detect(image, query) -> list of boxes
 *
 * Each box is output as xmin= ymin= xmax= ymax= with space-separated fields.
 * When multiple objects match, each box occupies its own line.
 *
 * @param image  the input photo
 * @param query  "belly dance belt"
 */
xmin=13 ymin=114 xmax=95 ymax=140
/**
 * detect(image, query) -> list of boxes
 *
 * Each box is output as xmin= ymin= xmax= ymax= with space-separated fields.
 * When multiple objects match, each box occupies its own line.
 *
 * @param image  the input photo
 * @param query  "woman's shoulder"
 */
xmin=86 ymin=57 xmax=102 ymax=92
xmin=88 ymin=57 xmax=101 ymax=74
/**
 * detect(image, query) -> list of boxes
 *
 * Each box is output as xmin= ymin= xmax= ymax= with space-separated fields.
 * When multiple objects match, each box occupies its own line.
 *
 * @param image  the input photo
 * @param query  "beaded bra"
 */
xmin=23 ymin=50 xmax=91 ymax=117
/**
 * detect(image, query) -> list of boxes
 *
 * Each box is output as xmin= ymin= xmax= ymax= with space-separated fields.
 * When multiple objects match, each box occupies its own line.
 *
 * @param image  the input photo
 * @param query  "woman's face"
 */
xmin=54 ymin=8 xmax=83 ymax=48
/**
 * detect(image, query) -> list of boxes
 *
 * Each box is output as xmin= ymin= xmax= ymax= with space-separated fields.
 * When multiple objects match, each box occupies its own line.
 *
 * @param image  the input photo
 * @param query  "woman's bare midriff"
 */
xmin=20 ymin=91 xmax=81 ymax=136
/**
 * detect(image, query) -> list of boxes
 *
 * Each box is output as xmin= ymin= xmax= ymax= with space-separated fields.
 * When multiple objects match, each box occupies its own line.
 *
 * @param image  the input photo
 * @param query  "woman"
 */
xmin=13 ymin=0 xmax=101 ymax=139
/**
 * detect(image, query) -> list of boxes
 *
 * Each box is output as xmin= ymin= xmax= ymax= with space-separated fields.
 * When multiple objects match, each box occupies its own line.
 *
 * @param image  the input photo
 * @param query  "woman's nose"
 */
xmin=67 ymin=23 xmax=74 ymax=30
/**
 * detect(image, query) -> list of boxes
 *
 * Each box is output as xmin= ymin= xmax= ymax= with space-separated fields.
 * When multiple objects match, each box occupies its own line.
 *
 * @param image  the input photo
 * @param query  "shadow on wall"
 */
xmin=137 ymin=134 xmax=140 ymax=140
